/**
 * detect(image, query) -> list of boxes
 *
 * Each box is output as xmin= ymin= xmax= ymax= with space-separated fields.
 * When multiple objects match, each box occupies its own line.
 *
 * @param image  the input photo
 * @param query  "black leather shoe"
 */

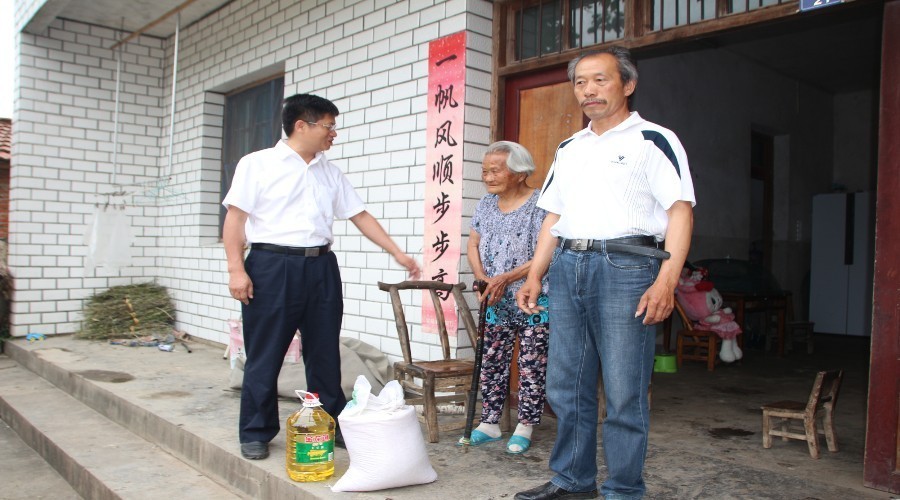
xmin=240 ymin=441 xmax=269 ymax=460
xmin=514 ymin=481 xmax=599 ymax=500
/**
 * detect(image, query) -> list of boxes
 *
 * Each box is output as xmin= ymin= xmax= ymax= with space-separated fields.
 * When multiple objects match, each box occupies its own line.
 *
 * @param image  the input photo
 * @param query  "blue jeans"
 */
xmin=546 ymin=245 xmax=658 ymax=500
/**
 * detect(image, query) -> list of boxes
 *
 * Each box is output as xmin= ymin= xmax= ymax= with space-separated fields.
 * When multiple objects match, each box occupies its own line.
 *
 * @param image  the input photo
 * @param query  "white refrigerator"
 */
xmin=808 ymin=192 xmax=874 ymax=336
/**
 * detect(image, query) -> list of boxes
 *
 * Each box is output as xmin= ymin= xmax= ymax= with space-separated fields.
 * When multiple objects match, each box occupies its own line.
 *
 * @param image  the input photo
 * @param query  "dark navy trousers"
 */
xmin=238 ymin=248 xmax=346 ymax=444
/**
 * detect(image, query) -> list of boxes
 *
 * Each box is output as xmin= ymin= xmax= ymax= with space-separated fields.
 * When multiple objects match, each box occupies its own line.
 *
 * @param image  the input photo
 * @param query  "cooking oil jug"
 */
xmin=285 ymin=390 xmax=335 ymax=482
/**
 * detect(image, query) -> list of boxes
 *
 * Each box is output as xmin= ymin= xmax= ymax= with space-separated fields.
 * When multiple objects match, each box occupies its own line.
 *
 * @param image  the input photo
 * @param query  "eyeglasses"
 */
xmin=305 ymin=121 xmax=338 ymax=132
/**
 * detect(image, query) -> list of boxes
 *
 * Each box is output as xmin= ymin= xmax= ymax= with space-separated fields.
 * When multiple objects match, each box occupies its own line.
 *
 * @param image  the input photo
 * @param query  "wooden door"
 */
xmin=501 ymin=69 xmax=585 ymax=420
xmin=864 ymin=0 xmax=900 ymax=494
xmin=504 ymin=68 xmax=586 ymax=188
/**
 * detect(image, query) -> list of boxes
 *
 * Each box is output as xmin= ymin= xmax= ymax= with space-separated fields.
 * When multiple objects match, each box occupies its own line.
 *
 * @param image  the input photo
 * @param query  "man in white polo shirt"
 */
xmin=222 ymin=94 xmax=420 ymax=460
xmin=515 ymin=47 xmax=695 ymax=500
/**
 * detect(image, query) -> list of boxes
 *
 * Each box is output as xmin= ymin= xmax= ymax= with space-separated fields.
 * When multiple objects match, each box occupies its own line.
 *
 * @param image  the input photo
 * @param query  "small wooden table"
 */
xmin=720 ymin=291 xmax=789 ymax=357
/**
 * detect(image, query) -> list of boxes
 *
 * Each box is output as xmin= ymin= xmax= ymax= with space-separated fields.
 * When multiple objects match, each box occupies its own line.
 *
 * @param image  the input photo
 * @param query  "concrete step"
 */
xmin=0 ymin=357 xmax=244 ymax=500
xmin=1 ymin=338 xmax=348 ymax=500
xmin=0 ymin=417 xmax=82 ymax=500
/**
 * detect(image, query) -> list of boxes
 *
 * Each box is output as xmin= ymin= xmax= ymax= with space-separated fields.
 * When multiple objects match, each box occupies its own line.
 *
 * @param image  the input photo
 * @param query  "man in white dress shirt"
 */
xmin=222 ymin=94 xmax=420 ymax=460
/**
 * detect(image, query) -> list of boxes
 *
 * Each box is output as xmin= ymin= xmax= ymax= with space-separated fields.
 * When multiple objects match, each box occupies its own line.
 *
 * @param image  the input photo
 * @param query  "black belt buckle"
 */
xmin=302 ymin=246 xmax=325 ymax=257
xmin=566 ymin=239 xmax=592 ymax=251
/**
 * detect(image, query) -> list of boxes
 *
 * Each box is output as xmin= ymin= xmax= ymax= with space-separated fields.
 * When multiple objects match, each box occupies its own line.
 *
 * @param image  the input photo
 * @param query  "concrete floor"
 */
xmin=0 ymin=332 xmax=894 ymax=500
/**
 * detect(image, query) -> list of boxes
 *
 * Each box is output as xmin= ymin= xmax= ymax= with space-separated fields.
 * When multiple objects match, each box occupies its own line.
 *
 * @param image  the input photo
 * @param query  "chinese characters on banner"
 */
xmin=422 ymin=32 xmax=466 ymax=334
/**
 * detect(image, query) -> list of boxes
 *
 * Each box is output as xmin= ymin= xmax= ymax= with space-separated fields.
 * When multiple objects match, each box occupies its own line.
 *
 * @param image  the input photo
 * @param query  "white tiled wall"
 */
xmin=14 ymin=0 xmax=45 ymax=33
xmin=11 ymin=0 xmax=493 ymax=360
xmin=11 ymin=17 xmax=165 ymax=336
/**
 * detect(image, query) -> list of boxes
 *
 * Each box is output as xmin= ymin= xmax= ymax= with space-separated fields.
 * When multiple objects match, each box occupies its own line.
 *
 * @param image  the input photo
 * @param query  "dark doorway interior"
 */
xmin=749 ymin=130 xmax=773 ymax=271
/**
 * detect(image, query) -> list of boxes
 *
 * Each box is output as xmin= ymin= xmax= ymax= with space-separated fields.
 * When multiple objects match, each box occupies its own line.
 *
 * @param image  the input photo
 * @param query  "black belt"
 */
xmin=251 ymin=242 xmax=331 ymax=257
xmin=559 ymin=236 xmax=670 ymax=260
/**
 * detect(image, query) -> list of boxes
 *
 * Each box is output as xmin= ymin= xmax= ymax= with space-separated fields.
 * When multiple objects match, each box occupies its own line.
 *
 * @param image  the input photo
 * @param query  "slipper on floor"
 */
xmin=506 ymin=434 xmax=531 ymax=454
xmin=457 ymin=429 xmax=502 ymax=446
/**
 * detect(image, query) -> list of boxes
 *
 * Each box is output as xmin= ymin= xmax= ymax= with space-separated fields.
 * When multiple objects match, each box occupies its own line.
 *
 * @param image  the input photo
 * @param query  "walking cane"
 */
xmin=460 ymin=280 xmax=488 ymax=452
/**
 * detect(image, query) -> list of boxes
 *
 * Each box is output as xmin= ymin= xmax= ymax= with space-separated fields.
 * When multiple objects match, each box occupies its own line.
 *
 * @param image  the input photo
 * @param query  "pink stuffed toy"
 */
xmin=675 ymin=267 xmax=743 ymax=363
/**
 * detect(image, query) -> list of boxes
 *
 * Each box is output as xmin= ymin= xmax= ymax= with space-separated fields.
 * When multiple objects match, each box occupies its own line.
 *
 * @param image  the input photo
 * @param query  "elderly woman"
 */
xmin=461 ymin=141 xmax=549 ymax=454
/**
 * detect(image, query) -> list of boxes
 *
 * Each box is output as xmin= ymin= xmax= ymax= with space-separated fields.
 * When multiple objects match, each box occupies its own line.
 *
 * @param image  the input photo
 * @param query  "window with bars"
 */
xmin=651 ymin=0 xmax=790 ymax=31
xmin=724 ymin=0 xmax=787 ymax=15
xmin=652 ymin=0 xmax=717 ymax=29
xmin=510 ymin=0 xmax=795 ymax=61
xmin=516 ymin=1 xmax=562 ymax=60
xmin=515 ymin=0 xmax=625 ymax=61
xmin=571 ymin=0 xmax=625 ymax=48
xmin=219 ymin=76 xmax=284 ymax=236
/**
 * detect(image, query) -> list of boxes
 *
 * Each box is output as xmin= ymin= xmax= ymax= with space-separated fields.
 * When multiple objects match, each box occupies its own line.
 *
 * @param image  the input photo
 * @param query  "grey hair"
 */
xmin=484 ymin=141 xmax=536 ymax=175
xmin=566 ymin=45 xmax=638 ymax=87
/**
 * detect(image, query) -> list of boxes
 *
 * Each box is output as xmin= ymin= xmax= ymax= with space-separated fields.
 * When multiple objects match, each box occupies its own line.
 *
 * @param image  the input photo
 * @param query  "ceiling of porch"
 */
xmin=25 ymin=0 xmax=231 ymax=38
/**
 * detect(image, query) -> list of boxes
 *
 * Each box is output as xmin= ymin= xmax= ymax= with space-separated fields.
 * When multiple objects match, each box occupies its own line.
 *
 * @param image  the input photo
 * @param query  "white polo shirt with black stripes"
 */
xmin=538 ymin=112 xmax=696 ymax=241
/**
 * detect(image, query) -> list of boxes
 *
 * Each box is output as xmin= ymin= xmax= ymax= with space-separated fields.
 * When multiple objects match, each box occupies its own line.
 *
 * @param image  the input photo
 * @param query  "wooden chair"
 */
xmin=784 ymin=292 xmax=815 ymax=355
xmin=378 ymin=280 xmax=480 ymax=443
xmin=674 ymin=300 xmax=719 ymax=371
xmin=787 ymin=321 xmax=815 ymax=354
xmin=761 ymin=369 xmax=843 ymax=459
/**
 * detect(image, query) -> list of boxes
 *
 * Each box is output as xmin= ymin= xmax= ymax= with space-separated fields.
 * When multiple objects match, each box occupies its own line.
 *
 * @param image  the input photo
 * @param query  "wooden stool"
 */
xmin=787 ymin=321 xmax=815 ymax=354
xmin=762 ymin=370 xmax=842 ymax=458
xmin=676 ymin=329 xmax=718 ymax=371
xmin=783 ymin=292 xmax=813 ymax=355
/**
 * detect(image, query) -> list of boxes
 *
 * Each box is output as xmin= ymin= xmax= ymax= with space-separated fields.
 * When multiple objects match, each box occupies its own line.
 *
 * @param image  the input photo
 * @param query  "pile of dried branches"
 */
xmin=78 ymin=282 xmax=175 ymax=340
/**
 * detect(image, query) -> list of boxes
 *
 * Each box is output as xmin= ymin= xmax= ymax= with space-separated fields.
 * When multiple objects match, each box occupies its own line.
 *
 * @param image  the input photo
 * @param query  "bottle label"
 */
xmin=294 ymin=433 xmax=334 ymax=464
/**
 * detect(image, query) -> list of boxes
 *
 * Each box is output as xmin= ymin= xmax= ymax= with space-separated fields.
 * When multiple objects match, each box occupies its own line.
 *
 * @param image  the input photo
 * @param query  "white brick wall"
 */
xmin=11 ymin=0 xmax=493 ymax=361
xmin=14 ymin=0 xmax=45 ymax=33
xmin=11 ymin=17 xmax=165 ymax=336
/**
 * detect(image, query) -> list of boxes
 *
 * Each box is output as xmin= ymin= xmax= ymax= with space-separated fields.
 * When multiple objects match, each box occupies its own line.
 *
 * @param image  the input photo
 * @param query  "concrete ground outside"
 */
xmin=0 ymin=333 xmax=892 ymax=500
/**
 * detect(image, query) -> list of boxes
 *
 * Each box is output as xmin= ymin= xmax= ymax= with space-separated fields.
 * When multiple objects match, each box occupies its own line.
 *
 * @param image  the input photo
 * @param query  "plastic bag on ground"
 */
xmin=340 ymin=374 xmax=405 ymax=417
xmin=331 ymin=375 xmax=437 ymax=492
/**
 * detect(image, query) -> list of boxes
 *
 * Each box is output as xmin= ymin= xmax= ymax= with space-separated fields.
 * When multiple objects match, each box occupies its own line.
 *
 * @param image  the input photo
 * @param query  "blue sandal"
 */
xmin=457 ymin=429 xmax=502 ymax=446
xmin=506 ymin=434 xmax=531 ymax=454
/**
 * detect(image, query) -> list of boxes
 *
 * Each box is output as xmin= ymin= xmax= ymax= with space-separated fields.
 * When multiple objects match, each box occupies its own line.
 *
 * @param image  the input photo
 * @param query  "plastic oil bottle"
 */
xmin=285 ymin=390 xmax=335 ymax=482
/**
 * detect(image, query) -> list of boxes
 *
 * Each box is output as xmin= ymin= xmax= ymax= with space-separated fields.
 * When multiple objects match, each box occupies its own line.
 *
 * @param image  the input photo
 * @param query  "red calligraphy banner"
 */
xmin=422 ymin=31 xmax=466 ymax=334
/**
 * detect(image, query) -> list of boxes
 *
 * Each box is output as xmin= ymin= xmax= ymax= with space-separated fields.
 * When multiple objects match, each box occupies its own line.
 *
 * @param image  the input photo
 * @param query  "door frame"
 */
xmin=750 ymin=130 xmax=775 ymax=271
xmin=863 ymin=0 xmax=900 ymax=493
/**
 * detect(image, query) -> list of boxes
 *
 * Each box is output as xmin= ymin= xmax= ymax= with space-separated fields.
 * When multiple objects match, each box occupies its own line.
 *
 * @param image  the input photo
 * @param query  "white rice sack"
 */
xmin=331 ymin=378 xmax=437 ymax=492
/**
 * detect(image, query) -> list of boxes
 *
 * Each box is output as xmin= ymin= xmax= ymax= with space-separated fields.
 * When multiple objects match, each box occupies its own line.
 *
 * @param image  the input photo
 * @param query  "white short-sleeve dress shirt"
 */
xmin=539 ymin=112 xmax=696 ymax=241
xmin=222 ymin=140 xmax=365 ymax=246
